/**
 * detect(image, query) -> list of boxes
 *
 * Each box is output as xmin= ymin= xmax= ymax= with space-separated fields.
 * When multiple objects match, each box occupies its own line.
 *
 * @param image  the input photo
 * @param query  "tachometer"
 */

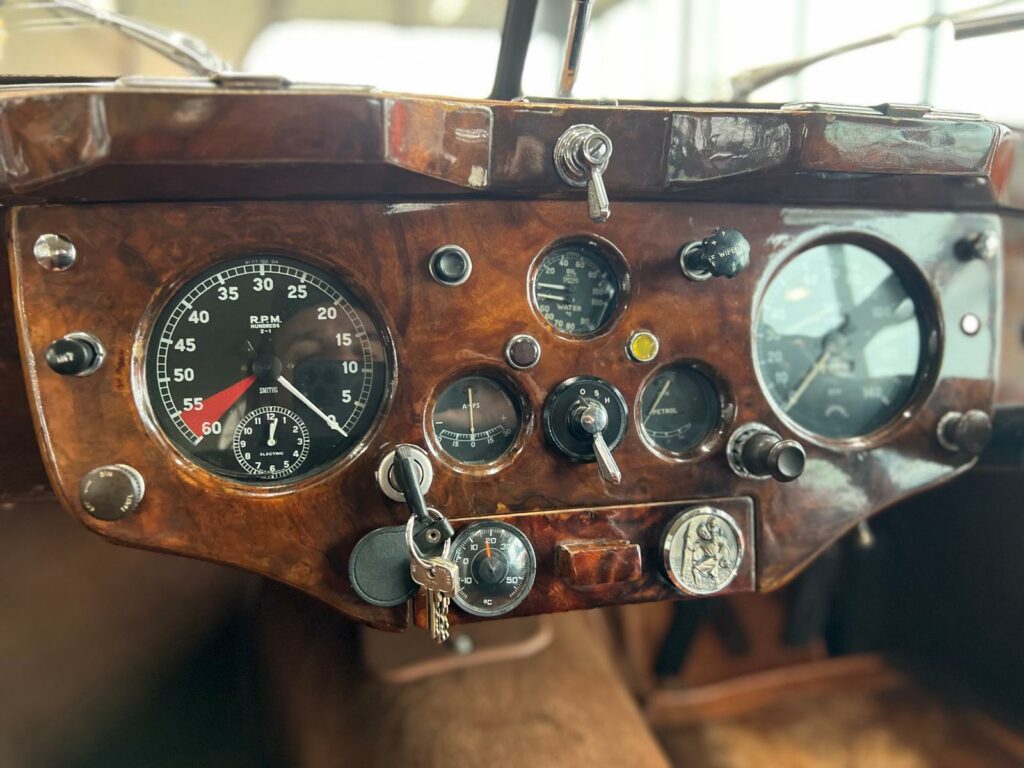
xmin=145 ymin=255 xmax=391 ymax=483
xmin=755 ymin=242 xmax=927 ymax=439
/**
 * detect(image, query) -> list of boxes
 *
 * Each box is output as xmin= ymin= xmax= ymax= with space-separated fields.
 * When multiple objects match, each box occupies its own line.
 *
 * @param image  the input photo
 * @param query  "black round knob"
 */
xmin=429 ymin=245 xmax=472 ymax=286
xmin=45 ymin=334 xmax=102 ymax=376
xmin=740 ymin=432 xmax=805 ymax=482
xmin=79 ymin=464 xmax=145 ymax=521
xmin=938 ymin=410 xmax=992 ymax=454
xmin=681 ymin=228 xmax=751 ymax=281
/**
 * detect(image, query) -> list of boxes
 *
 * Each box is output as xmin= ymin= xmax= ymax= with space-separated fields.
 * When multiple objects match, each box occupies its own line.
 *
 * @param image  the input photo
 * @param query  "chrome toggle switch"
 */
xmin=554 ymin=124 xmax=613 ymax=223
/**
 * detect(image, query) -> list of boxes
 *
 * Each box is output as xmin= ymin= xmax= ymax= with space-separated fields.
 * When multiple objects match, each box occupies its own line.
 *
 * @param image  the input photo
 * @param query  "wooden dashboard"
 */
xmin=1 ymin=84 xmax=1019 ymax=631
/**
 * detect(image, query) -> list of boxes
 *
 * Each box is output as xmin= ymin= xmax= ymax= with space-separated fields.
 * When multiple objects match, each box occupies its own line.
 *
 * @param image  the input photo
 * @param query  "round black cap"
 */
xmin=429 ymin=246 xmax=472 ymax=286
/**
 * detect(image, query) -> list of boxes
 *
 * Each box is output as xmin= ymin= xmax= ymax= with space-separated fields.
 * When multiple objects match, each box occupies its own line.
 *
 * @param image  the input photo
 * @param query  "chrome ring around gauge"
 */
xmin=144 ymin=254 xmax=392 ymax=484
xmin=755 ymin=241 xmax=930 ymax=441
xmin=429 ymin=374 xmax=524 ymax=467
xmin=531 ymin=238 xmax=628 ymax=338
xmin=637 ymin=362 xmax=725 ymax=458
xmin=451 ymin=521 xmax=537 ymax=617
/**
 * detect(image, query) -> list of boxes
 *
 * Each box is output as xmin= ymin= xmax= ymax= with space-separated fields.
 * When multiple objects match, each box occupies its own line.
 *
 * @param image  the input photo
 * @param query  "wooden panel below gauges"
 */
xmin=414 ymin=499 xmax=755 ymax=628
xmin=8 ymin=201 xmax=999 ymax=630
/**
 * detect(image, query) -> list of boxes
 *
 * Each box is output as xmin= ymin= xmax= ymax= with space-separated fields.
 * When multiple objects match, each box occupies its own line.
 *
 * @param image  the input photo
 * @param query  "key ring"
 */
xmin=405 ymin=508 xmax=451 ymax=572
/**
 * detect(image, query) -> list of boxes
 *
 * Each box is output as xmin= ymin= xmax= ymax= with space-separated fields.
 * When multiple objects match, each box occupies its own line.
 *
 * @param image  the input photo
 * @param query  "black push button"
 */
xmin=429 ymin=245 xmax=472 ymax=286
xmin=45 ymin=334 xmax=101 ymax=376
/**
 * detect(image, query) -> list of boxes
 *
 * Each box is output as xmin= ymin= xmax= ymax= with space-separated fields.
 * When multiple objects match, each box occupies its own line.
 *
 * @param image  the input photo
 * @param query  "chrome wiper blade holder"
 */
xmin=45 ymin=0 xmax=230 ymax=78
xmin=729 ymin=0 xmax=1020 ymax=101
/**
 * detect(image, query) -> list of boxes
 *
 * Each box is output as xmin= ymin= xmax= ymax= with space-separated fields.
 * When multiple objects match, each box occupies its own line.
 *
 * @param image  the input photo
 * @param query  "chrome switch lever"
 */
xmin=554 ymin=124 xmax=613 ymax=223
xmin=574 ymin=399 xmax=622 ymax=485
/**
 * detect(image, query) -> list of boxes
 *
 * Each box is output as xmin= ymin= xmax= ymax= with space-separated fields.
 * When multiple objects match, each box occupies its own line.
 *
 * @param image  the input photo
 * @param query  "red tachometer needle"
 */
xmin=181 ymin=374 xmax=256 ymax=437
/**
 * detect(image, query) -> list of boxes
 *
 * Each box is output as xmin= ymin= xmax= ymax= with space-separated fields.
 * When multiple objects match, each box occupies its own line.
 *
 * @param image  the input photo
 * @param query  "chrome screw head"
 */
xmin=33 ymin=233 xmax=77 ymax=271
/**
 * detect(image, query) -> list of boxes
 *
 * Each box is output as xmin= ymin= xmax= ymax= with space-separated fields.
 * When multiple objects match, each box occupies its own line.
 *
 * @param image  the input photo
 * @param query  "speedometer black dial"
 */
xmin=145 ymin=255 xmax=391 ymax=483
xmin=532 ymin=241 xmax=623 ymax=336
xmin=755 ymin=243 xmax=927 ymax=439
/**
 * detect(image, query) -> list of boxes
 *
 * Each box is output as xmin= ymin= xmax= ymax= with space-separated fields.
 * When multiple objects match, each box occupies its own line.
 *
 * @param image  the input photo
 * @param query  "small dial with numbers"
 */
xmin=532 ymin=241 xmax=623 ymax=336
xmin=232 ymin=406 xmax=310 ymax=479
xmin=431 ymin=375 xmax=521 ymax=465
xmin=451 ymin=522 xmax=537 ymax=617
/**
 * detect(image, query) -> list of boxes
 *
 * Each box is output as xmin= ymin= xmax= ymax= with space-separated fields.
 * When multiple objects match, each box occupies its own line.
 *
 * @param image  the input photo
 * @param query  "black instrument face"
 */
xmin=451 ymin=522 xmax=536 ymax=617
xmin=638 ymin=364 xmax=721 ymax=456
xmin=755 ymin=243 xmax=926 ymax=439
xmin=532 ymin=241 xmax=621 ymax=336
xmin=431 ymin=375 xmax=521 ymax=465
xmin=145 ymin=255 xmax=390 ymax=483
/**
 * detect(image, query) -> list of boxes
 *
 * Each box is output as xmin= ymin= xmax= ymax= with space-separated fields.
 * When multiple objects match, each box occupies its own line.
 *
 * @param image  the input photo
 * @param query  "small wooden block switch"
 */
xmin=556 ymin=540 xmax=643 ymax=587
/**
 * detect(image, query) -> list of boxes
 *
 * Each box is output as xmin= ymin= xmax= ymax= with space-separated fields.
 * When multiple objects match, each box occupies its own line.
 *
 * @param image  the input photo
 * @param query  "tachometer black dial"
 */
xmin=431 ymin=375 xmax=521 ymax=465
xmin=638 ymin=364 xmax=721 ymax=456
xmin=755 ymin=243 xmax=927 ymax=439
xmin=145 ymin=255 xmax=391 ymax=483
xmin=532 ymin=241 xmax=622 ymax=336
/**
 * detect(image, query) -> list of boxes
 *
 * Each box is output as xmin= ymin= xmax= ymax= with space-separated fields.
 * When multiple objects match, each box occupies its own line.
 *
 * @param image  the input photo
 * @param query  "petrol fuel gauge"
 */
xmin=638 ymin=363 xmax=722 ymax=457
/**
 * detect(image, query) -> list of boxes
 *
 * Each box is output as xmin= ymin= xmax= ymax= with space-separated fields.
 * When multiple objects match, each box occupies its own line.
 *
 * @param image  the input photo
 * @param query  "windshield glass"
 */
xmin=1 ymin=0 xmax=1022 ymax=124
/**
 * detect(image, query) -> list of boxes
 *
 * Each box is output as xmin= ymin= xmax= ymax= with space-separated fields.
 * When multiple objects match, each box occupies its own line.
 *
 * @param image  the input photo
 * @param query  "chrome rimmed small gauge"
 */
xmin=637 ymin=362 xmax=731 ymax=459
xmin=232 ymin=405 xmax=310 ymax=480
xmin=530 ymin=237 xmax=629 ymax=339
xmin=451 ymin=521 xmax=537 ymax=617
xmin=430 ymin=374 xmax=524 ymax=467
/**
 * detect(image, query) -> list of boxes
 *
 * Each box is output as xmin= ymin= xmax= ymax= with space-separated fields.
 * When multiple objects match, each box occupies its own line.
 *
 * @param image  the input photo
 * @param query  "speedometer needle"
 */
xmin=277 ymin=375 xmax=346 ymax=436
xmin=784 ymin=349 xmax=831 ymax=412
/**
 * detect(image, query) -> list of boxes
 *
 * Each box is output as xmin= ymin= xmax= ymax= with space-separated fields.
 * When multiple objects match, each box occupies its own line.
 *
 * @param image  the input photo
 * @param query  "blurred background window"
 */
xmin=0 ymin=0 xmax=1022 ymax=125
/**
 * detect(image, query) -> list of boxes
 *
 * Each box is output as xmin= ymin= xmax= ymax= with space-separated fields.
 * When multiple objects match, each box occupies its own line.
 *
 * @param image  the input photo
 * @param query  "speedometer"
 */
xmin=144 ymin=255 xmax=391 ymax=483
xmin=755 ymin=242 xmax=928 ymax=440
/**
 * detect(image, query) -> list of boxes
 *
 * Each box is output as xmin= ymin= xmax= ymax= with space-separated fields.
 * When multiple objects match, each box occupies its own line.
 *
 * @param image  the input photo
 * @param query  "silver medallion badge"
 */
xmin=662 ymin=506 xmax=744 ymax=595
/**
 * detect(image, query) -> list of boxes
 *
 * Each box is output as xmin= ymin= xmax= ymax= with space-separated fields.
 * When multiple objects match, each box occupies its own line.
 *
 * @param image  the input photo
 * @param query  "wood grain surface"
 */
xmin=8 ymin=200 xmax=1000 ymax=629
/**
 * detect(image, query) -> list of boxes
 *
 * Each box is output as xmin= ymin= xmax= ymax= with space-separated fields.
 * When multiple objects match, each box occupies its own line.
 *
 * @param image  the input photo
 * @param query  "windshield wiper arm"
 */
xmin=39 ymin=0 xmax=230 ymax=78
xmin=730 ymin=0 xmax=1021 ymax=101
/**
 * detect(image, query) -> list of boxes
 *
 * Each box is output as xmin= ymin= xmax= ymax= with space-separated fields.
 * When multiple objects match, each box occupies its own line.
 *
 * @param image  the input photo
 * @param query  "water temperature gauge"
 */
xmin=451 ymin=522 xmax=537 ymax=617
